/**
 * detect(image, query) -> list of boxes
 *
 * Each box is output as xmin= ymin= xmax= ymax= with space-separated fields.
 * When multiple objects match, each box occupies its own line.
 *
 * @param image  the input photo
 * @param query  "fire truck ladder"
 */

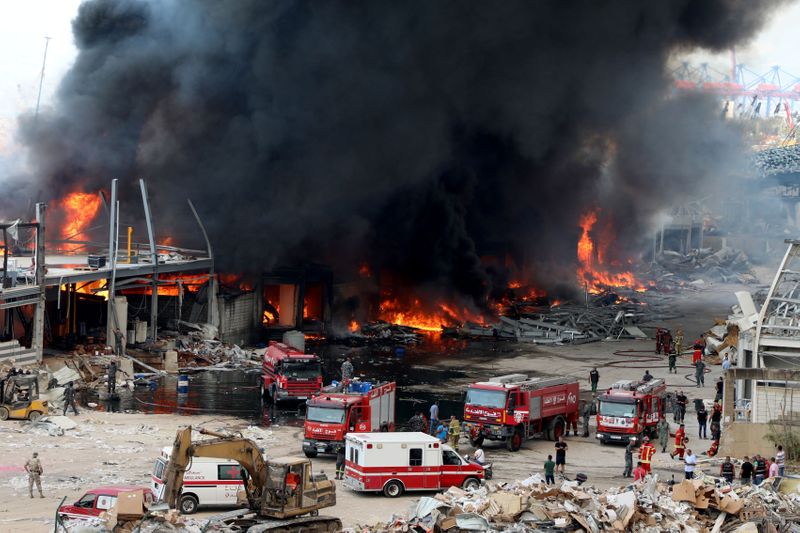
xmin=488 ymin=374 xmax=576 ymax=391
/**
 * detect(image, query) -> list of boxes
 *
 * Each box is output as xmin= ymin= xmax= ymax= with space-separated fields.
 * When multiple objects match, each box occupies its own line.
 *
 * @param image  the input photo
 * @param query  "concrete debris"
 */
xmin=648 ymin=247 xmax=756 ymax=285
xmin=446 ymin=300 xmax=656 ymax=344
xmin=347 ymin=473 xmax=800 ymax=532
xmin=350 ymin=321 xmax=427 ymax=344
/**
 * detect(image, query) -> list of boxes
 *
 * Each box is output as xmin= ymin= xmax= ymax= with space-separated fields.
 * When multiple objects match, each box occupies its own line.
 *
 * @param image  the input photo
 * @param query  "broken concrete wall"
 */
xmin=719 ymin=422 xmax=775 ymax=459
xmin=218 ymin=292 xmax=257 ymax=344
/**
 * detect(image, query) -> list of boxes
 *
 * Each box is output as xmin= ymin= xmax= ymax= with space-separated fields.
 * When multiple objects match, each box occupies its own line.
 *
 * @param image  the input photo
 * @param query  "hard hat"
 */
xmin=643 ymin=436 xmax=650 ymax=442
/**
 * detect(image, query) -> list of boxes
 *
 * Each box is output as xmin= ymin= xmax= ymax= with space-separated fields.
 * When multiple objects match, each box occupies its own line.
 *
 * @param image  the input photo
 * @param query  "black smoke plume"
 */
xmin=7 ymin=0 xmax=787 ymax=309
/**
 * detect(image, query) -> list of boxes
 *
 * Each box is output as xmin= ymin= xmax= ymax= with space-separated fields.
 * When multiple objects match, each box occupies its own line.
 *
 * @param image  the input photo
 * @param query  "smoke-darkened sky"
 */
xmin=4 ymin=0 xmax=791 ymax=307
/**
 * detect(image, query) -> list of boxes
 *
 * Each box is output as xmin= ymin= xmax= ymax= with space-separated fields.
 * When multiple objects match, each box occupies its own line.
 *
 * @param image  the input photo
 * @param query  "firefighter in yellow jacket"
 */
xmin=448 ymin=416 xmax=461 ymax=451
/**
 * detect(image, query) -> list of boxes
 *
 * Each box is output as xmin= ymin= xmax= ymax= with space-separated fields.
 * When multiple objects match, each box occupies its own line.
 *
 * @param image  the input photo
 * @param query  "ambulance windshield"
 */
xmin=465 ymin=388 xmax=507 ymax=409
xmin=599 ymin=401 xmax=636 ymax=418
xmin=307 ymin=406 xmax=346 ymax=423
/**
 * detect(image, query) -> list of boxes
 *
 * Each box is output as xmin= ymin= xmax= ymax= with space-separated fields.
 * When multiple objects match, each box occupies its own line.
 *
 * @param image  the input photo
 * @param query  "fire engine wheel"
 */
xmin=462 ymin=477 xmax=481 ymax=491
xmin=28 ymin=411 xmax=42 ymax=422
xmin=304 ymin=450 xmax=318 ymax=458
xmin=469 ymin=434 xmax=484 ymax=448
xmin=179 ymin=494 xmax=199 ymax=514
xmin=383 ymin=480 xmax=404 ymax=498
xmin=506 ymin=429 xmax=523 ymax=452
xmin=0 ymin=407 xmax=8 ymax=421
xmin=548 ymin=416 xmax=566 ymax=442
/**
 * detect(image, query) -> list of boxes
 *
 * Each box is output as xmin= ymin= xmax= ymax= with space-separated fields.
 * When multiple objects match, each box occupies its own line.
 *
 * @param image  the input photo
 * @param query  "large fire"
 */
xmin=59 ymin=191 xmax=102 ymax=252
xmin=576 ymin=209 xmax=644 ymax=294
xmin=378 ymin=297 xmax=485 ymax=332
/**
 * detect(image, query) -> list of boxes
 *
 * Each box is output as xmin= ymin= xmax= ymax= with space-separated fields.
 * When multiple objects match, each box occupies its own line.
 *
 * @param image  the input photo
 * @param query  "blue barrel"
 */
xmin=177 ymin=374 xmax=189 ymax=393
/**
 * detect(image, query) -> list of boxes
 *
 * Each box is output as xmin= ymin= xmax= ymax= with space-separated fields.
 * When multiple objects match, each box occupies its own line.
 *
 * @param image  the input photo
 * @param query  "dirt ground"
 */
xmin=0 ymin=281 xmax=765 ymax=531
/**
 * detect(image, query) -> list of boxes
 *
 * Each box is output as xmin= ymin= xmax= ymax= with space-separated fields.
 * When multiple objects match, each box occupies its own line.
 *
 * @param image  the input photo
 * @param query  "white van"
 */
xmin=151 ymin=447 xmax=245 ymax=514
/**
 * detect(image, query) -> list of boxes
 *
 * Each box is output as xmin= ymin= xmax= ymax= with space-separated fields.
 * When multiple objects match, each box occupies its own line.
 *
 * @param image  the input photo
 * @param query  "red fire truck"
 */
xmin=462 ymin=374 xmax=579 ymax=451
xmin=302 ymin=380 xmax=396 ymax=457
xmin=261 ymin=341 xmax=323 ymax=402
xmin=595 ymin=378 xmax=667 ymax=445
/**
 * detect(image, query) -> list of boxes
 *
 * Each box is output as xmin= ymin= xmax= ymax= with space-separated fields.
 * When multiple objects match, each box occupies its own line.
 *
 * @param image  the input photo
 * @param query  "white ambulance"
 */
xmin=151 ymin=447 xmax=245 ymax=514
xmin=343 ymin=432 xmax=484 ymax=497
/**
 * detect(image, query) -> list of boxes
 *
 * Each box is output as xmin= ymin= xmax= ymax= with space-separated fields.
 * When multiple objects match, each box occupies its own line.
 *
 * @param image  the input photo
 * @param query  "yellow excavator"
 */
xmin=160 ymin=426 xmax=341 ymax=532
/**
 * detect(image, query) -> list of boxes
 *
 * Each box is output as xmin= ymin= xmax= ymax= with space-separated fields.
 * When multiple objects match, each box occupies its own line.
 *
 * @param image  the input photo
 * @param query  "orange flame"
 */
xmin=349 ymin=320 xmax=359 ymax=332
xmin=576 ymin=208 xmax=644 ymax=294
xmin=358 ymin=263 xmax=372 ymax=278
xmin=379 ymin=297 xmax=485 ymax=332
xmin=60 ymin=191 xmax=102 ymax=251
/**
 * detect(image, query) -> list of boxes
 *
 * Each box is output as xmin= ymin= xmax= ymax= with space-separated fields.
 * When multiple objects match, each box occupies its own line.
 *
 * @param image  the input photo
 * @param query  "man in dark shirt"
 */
xmin=676 ymin=391 xmax=687 ymax=423
xmin=740 ymin=456 xmax=753 ymax=484
xmin=720 ymin=456 xmax=735 ymax=483
xmin=711 ymin=401 xmax=722 ymax=424
xmin=715 ymin=377 xmax=723 ymax=402
xmin=696 ymin=405 xmax=708 ymax=439
xmin=589 ymin=368 xmax=600 ymax=394
xmin=555 ymin=436 xmax=568 ymax=475
xmin=754 ymin=456 xmax=768 ymax=485
xmin=642 ymin=370 xmax=653 ymax=382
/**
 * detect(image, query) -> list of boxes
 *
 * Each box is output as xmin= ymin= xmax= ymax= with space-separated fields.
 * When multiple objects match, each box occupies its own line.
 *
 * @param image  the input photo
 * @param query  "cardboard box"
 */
xmin=671 ymin=480 xmax=697 ymax=504
xmin=116 ymin=489 xmax=145 ymax=520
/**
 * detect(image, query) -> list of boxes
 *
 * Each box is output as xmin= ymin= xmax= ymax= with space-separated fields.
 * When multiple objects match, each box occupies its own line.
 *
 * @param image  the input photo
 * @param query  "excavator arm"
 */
xmin=161 ymin=425 xmax=268 ymax=510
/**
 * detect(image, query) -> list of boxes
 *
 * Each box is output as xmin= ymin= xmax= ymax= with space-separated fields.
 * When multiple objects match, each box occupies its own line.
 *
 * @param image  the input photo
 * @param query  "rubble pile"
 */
xmin=351 ymin=473 xmax=800 ymax=533
xmin=648 ymin=248 xmax=756 ymax=285
xmin=348 ymin=321 xmax=427 ymax=344
xmin=447 ymin=297 xmax=664 ymax=344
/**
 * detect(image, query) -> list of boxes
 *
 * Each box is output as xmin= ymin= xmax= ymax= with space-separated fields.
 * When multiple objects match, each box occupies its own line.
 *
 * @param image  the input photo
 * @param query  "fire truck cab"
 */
xmin=343 ymin=432 xmax=484 ymax=497
xmin=596 ymin=378 xmax=667 ymax=445
xmin=462 ymin=374 xmax=579 ymax=451
xmin=303 ymin=380 xmax=396 ymax=457
xmin=261 ymin=341 xmax=323 ymax=402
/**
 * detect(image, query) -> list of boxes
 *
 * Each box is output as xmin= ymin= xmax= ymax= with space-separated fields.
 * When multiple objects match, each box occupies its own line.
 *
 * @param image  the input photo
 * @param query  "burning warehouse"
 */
xmin=0 ymin=0 xmax=799 ymax=531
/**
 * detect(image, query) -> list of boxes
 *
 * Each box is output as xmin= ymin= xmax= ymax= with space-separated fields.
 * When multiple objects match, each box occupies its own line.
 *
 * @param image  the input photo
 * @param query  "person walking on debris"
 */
xmin=777 ymin=445 xmax=786 ymax=477
xmin=341 ymin=357 xmax=354 ymax=383
xmin=554 ymin=436 xmax=568 ymax=476
xmin=696 ymin=403 xmax=708 ymax=439
xmin=580 ymin=400 xmax=591 ymax=437
xmin=107 ymin=360 xmax=118 ymax=394
xmin=642 ymin=370 xmax=653 ymax=382
xmin=63 ymin=382 xmax=79 ymax=415
xmin=740 ymin=456 xmax=753 ymax=485
xmin=674 ymin=329 xmax=684 ymax=357
xmin=720 ymin=456 xmax=735 ymax=483
xmin=335 ymin=446 xmax=345 ymax=480
xmin=429 ymin=401 xmax=439 ymax=435
xmin=448 ymin=416 xmax=461 ymax=451
xmin=589 ymin=367 xmax=600 ymax=394
xmin=670 ymin=424 xmax=686 ymax=459
xmin=769 ymin=457 xmax=779 ymax=479
xmin=675 ymin=391 xmax=687 ymax=422
xmin=623 ymin=441 xmax=634 ymax=478
xmin=633 ymin=461 xmax=647 ymax=482
xmin=638 ymin=436 xmax=655 ymax=474
xmin=544 ymin=455 xmax=556 ymax=485
xmin=113 ymin=328 xmax=124 ymax=356
xmin=694 ymin=359 xmax=705 ymax=387
xmin=25 ymin=452 xmax=44 ymax=498
xmin=657 ymin=417 xmax=670 ymax=453
xmin=711 ymin=400 xmax=722 ymax=424
xmin=684 ymin=449 xmax=697 ymax=480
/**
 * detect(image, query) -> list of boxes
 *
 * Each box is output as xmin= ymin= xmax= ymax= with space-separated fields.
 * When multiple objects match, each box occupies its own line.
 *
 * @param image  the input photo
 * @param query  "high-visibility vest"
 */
xmin=639 ymin=444 xmax=655 ymax=464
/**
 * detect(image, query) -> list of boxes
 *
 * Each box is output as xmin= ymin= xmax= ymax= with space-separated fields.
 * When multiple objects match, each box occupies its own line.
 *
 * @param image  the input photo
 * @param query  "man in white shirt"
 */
xmin=684 ymin=449 xmax=697 ymax=480
xmin=776 ymin=445 xmax=786 ymax=477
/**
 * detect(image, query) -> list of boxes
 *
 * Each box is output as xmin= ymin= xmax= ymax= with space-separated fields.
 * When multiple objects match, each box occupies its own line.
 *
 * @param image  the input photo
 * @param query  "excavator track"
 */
xmin=207 ymin=509 xmax=341 ymax=532
xmin=245 ymin=516 xmax=342 ymax=532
